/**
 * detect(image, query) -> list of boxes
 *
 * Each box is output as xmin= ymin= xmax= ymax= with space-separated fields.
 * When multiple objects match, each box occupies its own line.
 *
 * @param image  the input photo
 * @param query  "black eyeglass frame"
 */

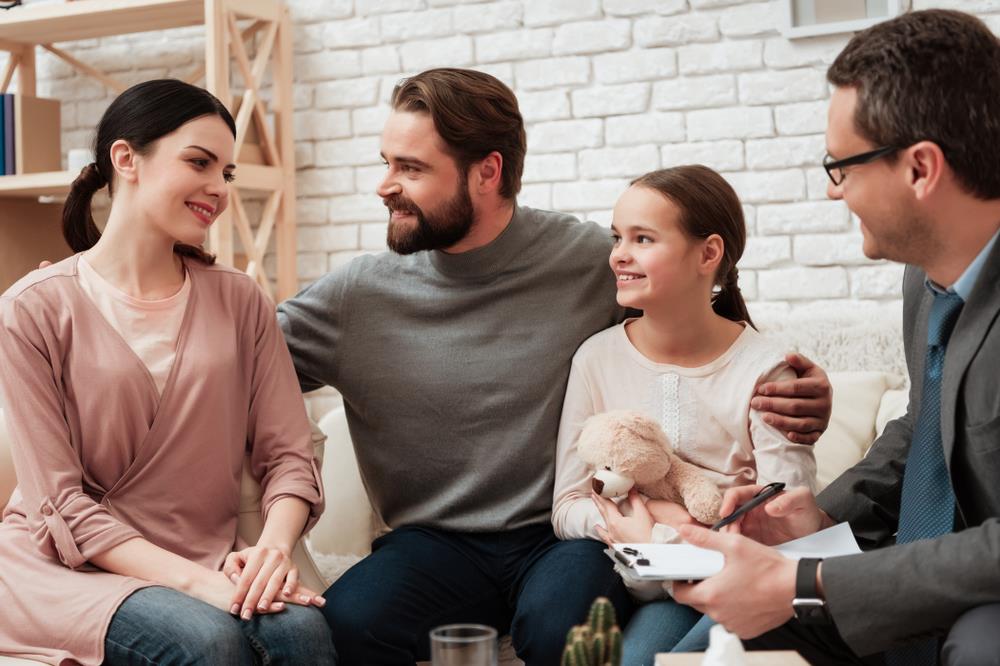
xmin=822 ymin=145 xmax=898 ymax=186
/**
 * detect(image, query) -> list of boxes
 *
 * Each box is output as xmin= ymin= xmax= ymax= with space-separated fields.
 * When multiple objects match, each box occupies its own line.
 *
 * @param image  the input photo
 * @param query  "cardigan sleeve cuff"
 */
xmin=261 ymin=457 xmax=325 ymax=534
xmin=35 ymin=496 xmax=143 ymax=569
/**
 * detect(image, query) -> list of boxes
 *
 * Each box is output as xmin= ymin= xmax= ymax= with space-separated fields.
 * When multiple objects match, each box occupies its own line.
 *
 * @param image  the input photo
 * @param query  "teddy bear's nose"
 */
xmin=592 ymin=477 xmax=605 ymax=494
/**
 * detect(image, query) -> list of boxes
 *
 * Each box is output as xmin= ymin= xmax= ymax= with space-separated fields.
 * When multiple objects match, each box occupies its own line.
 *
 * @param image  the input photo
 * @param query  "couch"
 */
xmin=0 ymin=305 xmax=909 ymax=664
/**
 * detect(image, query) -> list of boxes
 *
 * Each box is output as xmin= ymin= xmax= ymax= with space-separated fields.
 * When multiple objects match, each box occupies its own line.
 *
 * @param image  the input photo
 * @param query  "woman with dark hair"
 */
xmin=0 ymin=79 xmax=336 ymax=665
xmin=551 ymin=165 xmax=817 ymax=665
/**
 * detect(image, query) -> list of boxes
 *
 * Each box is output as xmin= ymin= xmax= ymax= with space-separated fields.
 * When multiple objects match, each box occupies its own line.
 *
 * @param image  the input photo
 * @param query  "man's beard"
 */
xmin=383 ymin=178 xmax=475 ymax=255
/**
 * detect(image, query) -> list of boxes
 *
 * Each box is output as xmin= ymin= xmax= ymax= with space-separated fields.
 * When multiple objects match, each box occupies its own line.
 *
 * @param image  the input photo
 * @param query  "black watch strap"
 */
xmin=793 ymin=557 xmax=831 ymax=625
xmin=796 ymin=557 xmax=823 ymax=598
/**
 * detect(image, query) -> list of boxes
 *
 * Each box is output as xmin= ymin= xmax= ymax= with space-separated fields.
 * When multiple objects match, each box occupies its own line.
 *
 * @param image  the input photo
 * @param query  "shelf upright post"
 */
xmin=274 ymin=4 xmax=296 ymax=300
xmin=205 ymin=0 xmax=234 ymax=268
xmin=17 ymin=42 xmax=35 ymax=95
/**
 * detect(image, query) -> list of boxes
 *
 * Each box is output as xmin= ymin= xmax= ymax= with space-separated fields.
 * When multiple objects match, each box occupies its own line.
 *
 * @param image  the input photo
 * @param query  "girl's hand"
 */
xmin=223 ymin=545 xmax=324 ymax=620
xmin=644 ymin=499 xmax=698 ymax=529
xmin=592 ymin=488 xmax=655 ymax=545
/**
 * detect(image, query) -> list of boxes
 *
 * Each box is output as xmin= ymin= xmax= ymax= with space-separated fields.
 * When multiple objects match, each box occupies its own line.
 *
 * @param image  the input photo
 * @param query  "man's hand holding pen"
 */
xmin=671 ymin=484 xmax=836 ymax=639
xmin=717 ymin=484 xmax=835 ymax=545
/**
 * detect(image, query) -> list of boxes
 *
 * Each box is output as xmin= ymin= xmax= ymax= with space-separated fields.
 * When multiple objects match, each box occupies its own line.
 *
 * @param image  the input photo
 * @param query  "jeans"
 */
xmin=103 ymin=585 xmax=337 ymax=665
xmin=320 ymin=523 xmax=633 ymax=666
xmin=621 ymin=600 xmax=713 ymax=666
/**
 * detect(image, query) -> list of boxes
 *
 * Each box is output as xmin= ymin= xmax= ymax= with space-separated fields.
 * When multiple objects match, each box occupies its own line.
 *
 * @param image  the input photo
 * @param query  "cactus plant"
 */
xmin=561 ymin=597 xmax=622 ymax=666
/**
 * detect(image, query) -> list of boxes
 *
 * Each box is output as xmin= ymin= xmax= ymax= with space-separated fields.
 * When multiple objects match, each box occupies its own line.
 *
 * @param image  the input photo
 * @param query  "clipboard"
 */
xmin=608 ymin=522 xmax=862 ymax=581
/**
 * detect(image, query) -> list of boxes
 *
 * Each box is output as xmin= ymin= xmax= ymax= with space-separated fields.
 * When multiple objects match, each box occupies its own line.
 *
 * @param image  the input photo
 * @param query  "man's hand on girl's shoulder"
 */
xmin=751 ymin=353 xmax=832 ymax=444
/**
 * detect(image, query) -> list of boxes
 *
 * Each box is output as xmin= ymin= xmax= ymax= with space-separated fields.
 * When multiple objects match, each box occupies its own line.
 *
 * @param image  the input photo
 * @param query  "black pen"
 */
xmin=710 ymin=482 xmax=785 ymax=531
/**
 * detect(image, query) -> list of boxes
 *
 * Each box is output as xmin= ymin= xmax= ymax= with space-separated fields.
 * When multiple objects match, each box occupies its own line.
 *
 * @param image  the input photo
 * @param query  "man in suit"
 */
xmin=670 ymin=9 xmax=1000 ymax=666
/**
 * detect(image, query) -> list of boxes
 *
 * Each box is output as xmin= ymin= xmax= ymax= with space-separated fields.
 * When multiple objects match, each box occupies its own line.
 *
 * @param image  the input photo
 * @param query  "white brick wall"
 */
xmin=24 ymin=0 xmax=1000 ymax=308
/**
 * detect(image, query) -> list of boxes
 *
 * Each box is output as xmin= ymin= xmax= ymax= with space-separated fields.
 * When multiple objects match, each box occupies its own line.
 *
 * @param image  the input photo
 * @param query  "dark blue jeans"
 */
xmin=104 ymin=586 xmax=337 ymax=665
xmin=622 ymin=600 xmax=713 ymax=665
xmin=321 ymin=524 xmax=633 ymax=666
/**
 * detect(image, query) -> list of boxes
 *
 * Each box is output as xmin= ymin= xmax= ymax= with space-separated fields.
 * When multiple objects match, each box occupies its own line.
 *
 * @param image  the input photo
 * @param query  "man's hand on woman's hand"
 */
xmin=718 ymin=484 xmax=832 ymax=546
xmin=222 ymin=545 xmax=325 ymax=620
xmin=751 ymin=353 xmax=832 ymax=444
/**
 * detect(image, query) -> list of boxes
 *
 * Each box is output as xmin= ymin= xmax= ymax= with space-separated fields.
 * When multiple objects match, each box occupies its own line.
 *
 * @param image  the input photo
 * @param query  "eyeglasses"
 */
xmin=822 ymin=146 xmax=898 ymax=186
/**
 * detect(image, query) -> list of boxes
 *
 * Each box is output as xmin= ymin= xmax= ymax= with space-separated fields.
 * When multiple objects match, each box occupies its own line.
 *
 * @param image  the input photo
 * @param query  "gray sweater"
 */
xmin=277 ymin=206 xmax=621 ymax=532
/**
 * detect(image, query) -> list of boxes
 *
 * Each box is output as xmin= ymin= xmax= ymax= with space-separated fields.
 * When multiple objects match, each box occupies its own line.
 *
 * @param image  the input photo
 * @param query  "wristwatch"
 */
xmin=792 ymin=557 xmax=831 ymax=625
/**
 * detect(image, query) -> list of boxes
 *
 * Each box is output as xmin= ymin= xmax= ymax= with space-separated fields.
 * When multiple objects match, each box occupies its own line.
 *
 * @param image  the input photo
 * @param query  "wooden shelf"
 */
xmin=0 ymin=170 xmax=75 ymax=198
xmin=0 ymin=0 xmax=279 ymax=45
xmin=0 ymin=0 xmax=205 ymax=46
xmin=0 ymin=162 xmax=280 ymax=198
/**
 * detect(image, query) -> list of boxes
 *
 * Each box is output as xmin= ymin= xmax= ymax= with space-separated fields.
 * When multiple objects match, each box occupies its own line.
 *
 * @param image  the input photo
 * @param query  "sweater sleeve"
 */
xmin=748 ymin=363 xmax=818 ymax=493
xmin=0 ymin=297 xmax=142 ymax=568
xmin=246 ymin=286 xmax=325 ymax=532
xmin=275 ymin=265 xmax=350 ymax=394
xmin=551 ymin=358 xmax=605 ymax=540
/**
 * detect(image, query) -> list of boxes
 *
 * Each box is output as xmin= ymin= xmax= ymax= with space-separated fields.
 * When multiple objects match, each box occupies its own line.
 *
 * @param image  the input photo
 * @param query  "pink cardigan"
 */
xmin=0 ymin=255 xmax=323 ymax=665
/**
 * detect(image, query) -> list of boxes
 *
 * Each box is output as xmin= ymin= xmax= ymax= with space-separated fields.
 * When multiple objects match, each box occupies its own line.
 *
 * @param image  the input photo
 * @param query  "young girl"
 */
xmin=0 ymin=80 xmax=336 ymax=665
xmin=552 ymin=165 xmax=817 ymax=665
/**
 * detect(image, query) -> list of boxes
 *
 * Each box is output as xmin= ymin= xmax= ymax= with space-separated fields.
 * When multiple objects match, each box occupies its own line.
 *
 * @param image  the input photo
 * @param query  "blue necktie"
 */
xmin=886 ymin=290 xmax=964 ymax=666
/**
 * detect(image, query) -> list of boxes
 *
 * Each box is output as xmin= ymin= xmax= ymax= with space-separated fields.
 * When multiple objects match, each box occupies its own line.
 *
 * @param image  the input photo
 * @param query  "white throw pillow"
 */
xmin=813 ymin=372 xmax=904 ymax=491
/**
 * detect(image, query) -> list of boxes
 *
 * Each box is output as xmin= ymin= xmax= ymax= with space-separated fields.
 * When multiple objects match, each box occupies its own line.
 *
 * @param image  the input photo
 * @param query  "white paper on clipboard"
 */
xmin=608 ymin=522 xmax=862 ymax=581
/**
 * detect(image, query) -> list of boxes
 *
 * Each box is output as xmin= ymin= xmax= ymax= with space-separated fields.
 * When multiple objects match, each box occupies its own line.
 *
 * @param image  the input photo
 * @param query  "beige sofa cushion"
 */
xmin=813 ymin=371 xmax=905 ymax=491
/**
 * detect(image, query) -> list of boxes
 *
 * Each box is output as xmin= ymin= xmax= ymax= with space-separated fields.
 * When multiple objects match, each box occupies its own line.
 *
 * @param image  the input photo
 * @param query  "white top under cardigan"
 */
xmin=77 ymin=255 xmax=190 ymax=396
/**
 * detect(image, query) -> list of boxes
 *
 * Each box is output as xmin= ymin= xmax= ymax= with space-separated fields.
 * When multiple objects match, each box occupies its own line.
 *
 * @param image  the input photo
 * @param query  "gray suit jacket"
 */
xmin=817 ymin=240 xmax=1000 ymax=656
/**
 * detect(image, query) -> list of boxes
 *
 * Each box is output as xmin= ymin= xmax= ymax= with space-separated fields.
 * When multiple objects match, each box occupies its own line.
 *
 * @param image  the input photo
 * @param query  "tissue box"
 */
xmin=656 ymin=652 xmax=810 ymax=665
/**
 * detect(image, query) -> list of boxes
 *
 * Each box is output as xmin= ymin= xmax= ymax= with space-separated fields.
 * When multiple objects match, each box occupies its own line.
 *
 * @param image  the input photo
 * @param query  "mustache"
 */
xmin=383 ymin=194 xmax=419 ymax=215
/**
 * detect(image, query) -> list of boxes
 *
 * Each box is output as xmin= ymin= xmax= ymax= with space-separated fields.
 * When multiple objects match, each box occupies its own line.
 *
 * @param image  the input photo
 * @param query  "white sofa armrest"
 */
xmin=308 ymin=406 xmax=376 ymax=560
xmin=0 ymin=409 xmax=16 ymax=511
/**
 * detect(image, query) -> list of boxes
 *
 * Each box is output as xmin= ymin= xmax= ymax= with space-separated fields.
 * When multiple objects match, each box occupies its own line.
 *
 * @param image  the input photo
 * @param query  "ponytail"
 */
xmin=712 ymin=266 xmax=755 ymax=329
xmin=62 ymin=163 xmax=107 ymax=252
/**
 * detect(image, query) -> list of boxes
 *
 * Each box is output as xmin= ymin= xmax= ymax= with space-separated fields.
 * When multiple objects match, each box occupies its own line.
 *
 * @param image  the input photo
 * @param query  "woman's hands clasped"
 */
xmin=222 ymin=544 xmax=326 ymax=620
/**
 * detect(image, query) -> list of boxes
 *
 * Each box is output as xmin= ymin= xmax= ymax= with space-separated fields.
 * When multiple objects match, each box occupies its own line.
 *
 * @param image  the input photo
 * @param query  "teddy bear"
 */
xmin=577 ymin=409 xmax=723 ymax=525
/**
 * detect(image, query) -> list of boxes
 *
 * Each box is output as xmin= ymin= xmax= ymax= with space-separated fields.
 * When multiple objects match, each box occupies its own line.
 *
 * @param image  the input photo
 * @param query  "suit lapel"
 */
xmin=941 ymin=240 xmax=1000 ymax=464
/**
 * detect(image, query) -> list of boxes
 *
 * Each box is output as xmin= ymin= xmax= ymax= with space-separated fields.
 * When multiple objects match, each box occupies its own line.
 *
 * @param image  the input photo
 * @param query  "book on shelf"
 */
xmin=0 ymin=95 xmax=6 ymax=176
xmin=15 ymin=95 xmax=61 ymax=174
xmin=0 ymin=93 xmax=61 ymax=177
xmin=2 ymin=94 xmax=13 ymax=176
